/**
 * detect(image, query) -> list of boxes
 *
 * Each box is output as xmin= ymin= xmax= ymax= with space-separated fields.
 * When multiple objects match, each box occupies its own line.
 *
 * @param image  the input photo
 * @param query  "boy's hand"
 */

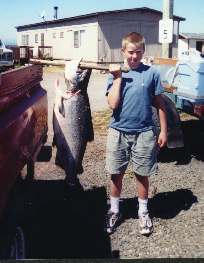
xmin=157 ymin=131 xmax=167 ymax=148
xmin=109 ymin=64 xmax=122 ymax=79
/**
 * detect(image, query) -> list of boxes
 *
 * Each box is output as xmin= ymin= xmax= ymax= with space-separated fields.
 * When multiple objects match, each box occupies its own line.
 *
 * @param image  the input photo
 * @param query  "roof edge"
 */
xmin=180 ymin=33 xmax=204 ymax=40
xmin=16 ymin=7 xmax=185 ymax=30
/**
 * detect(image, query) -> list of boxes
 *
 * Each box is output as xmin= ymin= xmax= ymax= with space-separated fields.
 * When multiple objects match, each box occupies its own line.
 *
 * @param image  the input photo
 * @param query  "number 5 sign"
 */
xmin=159 ymin=19 xmax=173 ymax=43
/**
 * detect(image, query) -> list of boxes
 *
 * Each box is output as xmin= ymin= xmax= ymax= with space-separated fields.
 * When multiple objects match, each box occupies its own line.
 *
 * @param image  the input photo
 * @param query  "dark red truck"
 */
xmin=0 ymin=65 xmax=47 ymax=258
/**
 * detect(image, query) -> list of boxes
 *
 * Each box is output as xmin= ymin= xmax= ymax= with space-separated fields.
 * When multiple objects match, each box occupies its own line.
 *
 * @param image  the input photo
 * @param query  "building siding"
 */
xmin=98 ymin=10 xmax=179 ymax=62
xmin=178 ymin=37 xmax=204 ymax=58
xmin=16 ymin=8 xmax=182 ymax=62
xmin=17 ymin=18 xmax=98 ymax=61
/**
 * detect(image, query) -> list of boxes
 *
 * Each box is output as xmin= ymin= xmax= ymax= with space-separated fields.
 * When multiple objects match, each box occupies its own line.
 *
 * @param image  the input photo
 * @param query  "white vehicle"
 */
xmin=0 ymin=39 xmax=14 ymax=71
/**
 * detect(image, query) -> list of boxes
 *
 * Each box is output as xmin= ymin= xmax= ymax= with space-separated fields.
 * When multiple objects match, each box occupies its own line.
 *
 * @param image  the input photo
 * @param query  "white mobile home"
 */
xmin=16 ymin=7 xmax=185 ymax=62
xmin=178 ymin=33 xmax=204 ymax=59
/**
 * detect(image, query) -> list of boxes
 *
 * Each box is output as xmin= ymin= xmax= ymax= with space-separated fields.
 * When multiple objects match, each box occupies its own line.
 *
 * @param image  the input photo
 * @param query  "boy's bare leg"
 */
xmin=135 ymin=174 xmax=149 ymax=200
xmin=110 ymin=173 xmax=124 ymax=197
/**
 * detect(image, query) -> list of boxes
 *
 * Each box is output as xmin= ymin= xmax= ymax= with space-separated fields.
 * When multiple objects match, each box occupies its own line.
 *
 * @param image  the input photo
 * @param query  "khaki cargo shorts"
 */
xmin=105 ymin=127 xmax=158 ymax=176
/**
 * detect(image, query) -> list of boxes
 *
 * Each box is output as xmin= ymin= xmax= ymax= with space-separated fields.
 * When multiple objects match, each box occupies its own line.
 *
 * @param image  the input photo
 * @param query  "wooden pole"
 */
xmin=29 ymin=58 xmax=130 ymax=72
xmin=162 ymin=0 xmax=174 ymax=58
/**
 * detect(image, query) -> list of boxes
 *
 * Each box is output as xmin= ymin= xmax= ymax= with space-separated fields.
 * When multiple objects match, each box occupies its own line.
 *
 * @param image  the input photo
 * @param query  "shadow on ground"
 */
xmin=149 ymin=188 xmax=198 ymax=219
xmin=119 ymin=197 xmax=138 ymax=220
xmin=116 ymin=188 xmax=197 ymax=221
xmin=4 ymin=179 xmax=114 ymax=259
xmin=158 ymin=119 xmax=204 ymax=164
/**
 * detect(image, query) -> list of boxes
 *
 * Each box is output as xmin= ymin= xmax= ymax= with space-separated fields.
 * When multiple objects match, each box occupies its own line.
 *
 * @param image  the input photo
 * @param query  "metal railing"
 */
xmin=38 ymin=46 xmax=53 ymax=60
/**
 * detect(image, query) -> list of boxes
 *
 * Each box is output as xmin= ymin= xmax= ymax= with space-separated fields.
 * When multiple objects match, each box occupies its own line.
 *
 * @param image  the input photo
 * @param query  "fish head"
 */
xmin=65 ymin=68 xmax=92 ymax=94
xmin=64 ymin=60 xmax=92 ymax=93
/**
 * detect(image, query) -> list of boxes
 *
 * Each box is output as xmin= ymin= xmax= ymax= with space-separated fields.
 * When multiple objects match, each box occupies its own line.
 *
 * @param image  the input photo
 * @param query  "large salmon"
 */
xmin=53 ymin=61 xmax=94 ymax=186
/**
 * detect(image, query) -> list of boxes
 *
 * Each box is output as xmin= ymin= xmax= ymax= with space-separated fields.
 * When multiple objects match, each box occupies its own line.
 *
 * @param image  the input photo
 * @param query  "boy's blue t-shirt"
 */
xmin=106 ymin=63 xmax=164 ymax=133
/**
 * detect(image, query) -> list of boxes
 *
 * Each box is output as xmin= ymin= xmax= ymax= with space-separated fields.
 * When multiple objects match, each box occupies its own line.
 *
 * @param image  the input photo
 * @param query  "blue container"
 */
xmin=173 ymin=53 xmax=204 ymax=104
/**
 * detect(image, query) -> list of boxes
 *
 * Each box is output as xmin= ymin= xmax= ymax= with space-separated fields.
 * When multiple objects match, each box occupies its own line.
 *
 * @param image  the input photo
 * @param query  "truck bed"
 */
xmin=0 ymin=65 xmax=48 ymax=219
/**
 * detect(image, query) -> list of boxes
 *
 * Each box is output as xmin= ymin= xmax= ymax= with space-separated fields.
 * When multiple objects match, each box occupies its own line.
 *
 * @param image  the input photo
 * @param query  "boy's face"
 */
xmin=122 ymin=43 xmax=144 ymax=69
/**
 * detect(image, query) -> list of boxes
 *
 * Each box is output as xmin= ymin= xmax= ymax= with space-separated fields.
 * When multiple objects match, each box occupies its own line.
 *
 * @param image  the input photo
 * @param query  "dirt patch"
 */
xmin=92 ymin=110 xmax=112 ymax=135
xmin=43 ymin=65 xmax=65 ymax=73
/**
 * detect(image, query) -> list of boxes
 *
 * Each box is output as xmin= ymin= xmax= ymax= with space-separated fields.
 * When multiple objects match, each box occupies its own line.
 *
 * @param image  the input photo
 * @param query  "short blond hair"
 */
xmin=122 ymin=32 xmax=145 ymax=50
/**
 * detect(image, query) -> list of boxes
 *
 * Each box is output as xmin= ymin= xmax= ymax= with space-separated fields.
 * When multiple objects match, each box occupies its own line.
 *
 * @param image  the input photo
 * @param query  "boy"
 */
xmin=105 ymin=32 xmax=167 ymax=235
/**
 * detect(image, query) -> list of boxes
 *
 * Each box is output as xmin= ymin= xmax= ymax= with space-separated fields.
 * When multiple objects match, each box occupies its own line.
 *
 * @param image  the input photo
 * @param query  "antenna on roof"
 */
xmin=40 ymin=10 xmax=46 ymax=22
xmin=53 ymin=6 xmax=58 ymax=20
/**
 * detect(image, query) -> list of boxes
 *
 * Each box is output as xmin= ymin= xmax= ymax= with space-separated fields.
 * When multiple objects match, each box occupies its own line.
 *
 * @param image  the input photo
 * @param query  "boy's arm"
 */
xmin=107 ymin=64 xmax=122 ymax=110
xmin=153 ymin=95 xmax=168 ymax=148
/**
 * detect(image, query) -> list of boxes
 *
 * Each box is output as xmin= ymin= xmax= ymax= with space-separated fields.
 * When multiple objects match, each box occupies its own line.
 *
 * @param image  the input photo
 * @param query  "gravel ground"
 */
xmin=29 ymin=68 xmax=204 ymax=259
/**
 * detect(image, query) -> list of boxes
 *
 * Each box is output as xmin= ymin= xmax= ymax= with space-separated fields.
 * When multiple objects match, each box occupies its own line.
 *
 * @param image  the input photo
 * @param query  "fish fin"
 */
xmin=64 ymin=178 xmax=84 ymax=193
xmin=85 ymin=104 xmax=94 ymax=142
xmin=58 ymin=97 xmax=65 ymax=117
xmin=87 ymin=122 xmax=94 ymax=142
xmin=77 ymin=164 xmax=84 ymax=174
xmin=55 ymin=153 xmax=64 ymax=169
xmin=52 ymin=134 xmax=56 ymax=147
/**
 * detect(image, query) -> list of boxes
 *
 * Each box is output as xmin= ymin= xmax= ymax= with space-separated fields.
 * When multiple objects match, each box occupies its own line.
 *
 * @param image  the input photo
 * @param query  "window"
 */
xmin=35 ymin=34 xmax=38 ymax=43
xmin=21 ymin=34 xmax=29 ymax=45
xmin=53 ymin=32 xmax=56 ymax=39
xmin=60 ymin=32 xmax=64 ymax=38
xmin=74 ymin=31 xmax=79 ymax=48
xmin=41 ymin=33 xmax=44 ymax=46
xmin=74 ymin=30 xmax=85 ymax=48
xmin=196 ymin=41 xmax=204 ymax=52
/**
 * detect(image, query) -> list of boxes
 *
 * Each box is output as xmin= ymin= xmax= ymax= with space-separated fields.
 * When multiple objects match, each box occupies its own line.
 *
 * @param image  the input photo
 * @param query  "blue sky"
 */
xmin=1 ymin=0 xmax=203 ymax=44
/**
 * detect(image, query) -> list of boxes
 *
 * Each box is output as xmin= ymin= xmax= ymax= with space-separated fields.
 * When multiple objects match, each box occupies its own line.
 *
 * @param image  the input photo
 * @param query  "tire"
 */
xmin=152 ymin=106 xmax=160 ymax=137
xmin=152 ymin=95 xmax=184 ymax=149
xmin=9 ymin=226 xmax=25 ymax=259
